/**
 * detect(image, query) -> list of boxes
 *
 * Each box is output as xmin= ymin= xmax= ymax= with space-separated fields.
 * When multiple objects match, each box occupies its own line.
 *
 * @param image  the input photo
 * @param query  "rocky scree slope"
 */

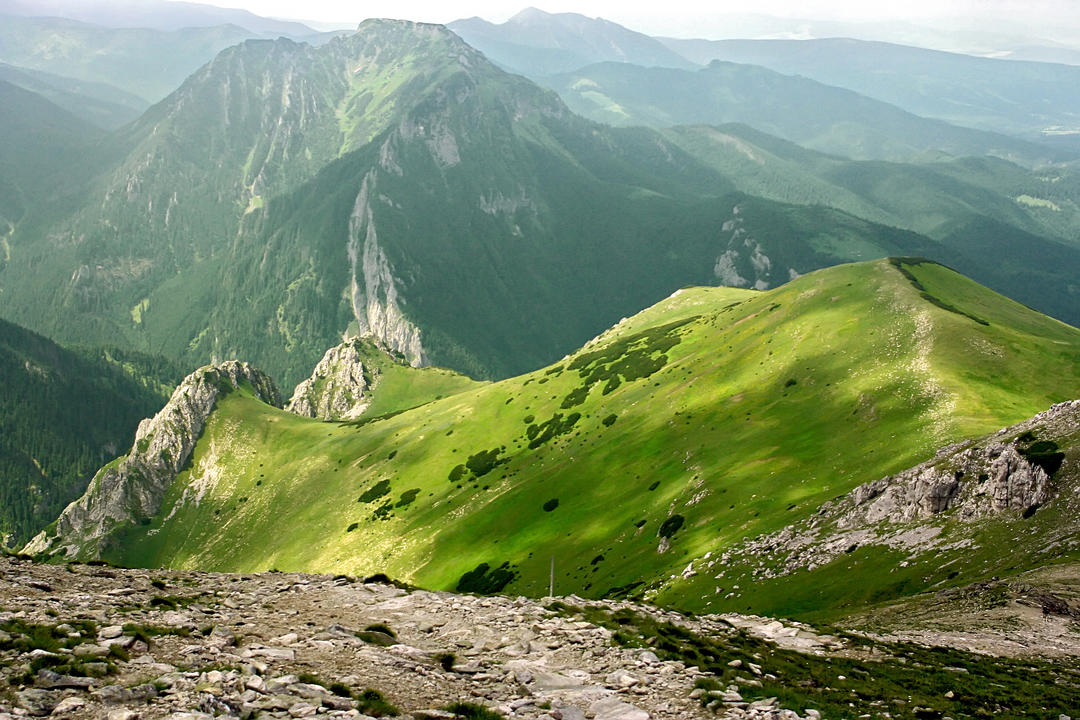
xmin=30 ymin=260 xmax=1080 ymax=621
xmin=25 ymin=362 xmax=280 ymax=561
xmin=1 ymin=556 xmax=1079 ymax=719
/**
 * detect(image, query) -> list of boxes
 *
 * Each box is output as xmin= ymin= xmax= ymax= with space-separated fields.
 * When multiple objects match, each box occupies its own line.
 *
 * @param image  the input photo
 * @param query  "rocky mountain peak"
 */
xmin=23 ymin=361 xmax=279 ymax=560
xmin=286 ymin=338 xmax=376 ymax=421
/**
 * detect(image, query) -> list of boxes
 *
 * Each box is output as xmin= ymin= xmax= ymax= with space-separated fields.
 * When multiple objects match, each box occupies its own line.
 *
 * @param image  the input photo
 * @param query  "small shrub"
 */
xmin=359 ymin=479 xmax=392 ymax=504
xmin=346 ymin=522 xmax=359 ymax=533
xmin=602 ymin=413 xmax=617 ymax=426
xmin=355 ymin=629 xmax=396 ymax=647
xmin=465 ymin=448 xmax=503 ymax=477
xmin=395 ymin=489 xmax=420 ymax=508
xmin=658 ymin=514 xmax=685 ymax=539
xmin=356 ymin=688 xmax=400 ymax=717
xmin=437 ymin=652 xmax=456 ymax=671
xmin=364 ymin=623 xmax=396 ymax=638
xmin=542 ymin=498 xmax=559 ymax=512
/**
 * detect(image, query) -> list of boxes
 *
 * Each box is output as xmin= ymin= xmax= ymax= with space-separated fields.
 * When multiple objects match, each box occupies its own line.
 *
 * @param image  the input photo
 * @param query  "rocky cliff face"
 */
xmin=23 ymin=362 xmax=280 ymax=560
xmin=286 ymin=338 xmax=375 ymax=420
xmin=347 ymin=173 xmax=427 ymax=369
xmin=712 ymin=400 xmax=1078 ymax=580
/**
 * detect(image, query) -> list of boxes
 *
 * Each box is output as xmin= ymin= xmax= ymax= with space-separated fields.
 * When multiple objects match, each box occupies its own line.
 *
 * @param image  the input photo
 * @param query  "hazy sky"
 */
xmin=180 ymin=0 xmax=1080 ymax=38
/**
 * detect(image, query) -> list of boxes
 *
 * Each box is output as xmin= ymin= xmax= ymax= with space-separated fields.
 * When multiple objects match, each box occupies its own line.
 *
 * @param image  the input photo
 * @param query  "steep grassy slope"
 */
xmin=540 ymin=61 xmax=1064 ymax=165
xmin=87 ymin=260 xmax=1080 ymax=619
xmin=0 ymin=319 xmax=181 ymax=546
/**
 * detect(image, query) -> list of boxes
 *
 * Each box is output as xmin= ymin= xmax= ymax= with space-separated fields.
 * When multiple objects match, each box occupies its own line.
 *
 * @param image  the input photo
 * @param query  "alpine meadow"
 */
xmin=2 ymin=2 xmax=1080 ymax=719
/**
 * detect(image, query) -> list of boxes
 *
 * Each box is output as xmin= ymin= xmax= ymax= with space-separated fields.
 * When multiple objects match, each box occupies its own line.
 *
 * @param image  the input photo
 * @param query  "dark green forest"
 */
xmin=0 ymin=319 xmax=182 ymax=545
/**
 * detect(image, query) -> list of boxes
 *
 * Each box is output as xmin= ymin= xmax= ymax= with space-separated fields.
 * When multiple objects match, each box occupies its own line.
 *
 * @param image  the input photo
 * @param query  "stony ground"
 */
xmin=0 ymin=557 xmax=820 ymax=720
xmin=847 ymin=562 xmax=1080 ymax=658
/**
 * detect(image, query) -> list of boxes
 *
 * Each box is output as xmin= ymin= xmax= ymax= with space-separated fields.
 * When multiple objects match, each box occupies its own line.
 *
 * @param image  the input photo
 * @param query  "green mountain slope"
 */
xmin=2 ymin=19 xmax=978 ymax=389
xmin=0 ymin=319 xmax=181 ymax=546
xmin=39 ymin=260 xmax=1080 ymax=620
xmin=0 ymin=80 xmax=105 ymax=258
xmin=0 ymin=14 xmax=318 ymax=104
xmin=448 ymin=7 xmax=697 ymax=76
xmin=4 ymin=19 xmax=1079 ymax=393
xmin=540 ymin=61 xmax=1066 ymax=165
xmin=657 ymin=125 xmax=1080 ymax=325
xmin=0 ymin=62 xmax=147 ymax=129
xmin=660 ymin=37 xmax=1080 ymax=143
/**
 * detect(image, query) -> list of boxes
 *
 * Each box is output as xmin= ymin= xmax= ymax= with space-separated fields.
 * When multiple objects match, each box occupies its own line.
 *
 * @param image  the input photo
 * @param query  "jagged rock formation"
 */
xmin=840 ymin=443 xmax=1052 ymax=527
xmin=23 ymin=362 xmax=279 ymax=560
xmin=286 ymin=338 xmax=375 ymax=420
xmin=712 ymin=400 xmax=1078 ymax=580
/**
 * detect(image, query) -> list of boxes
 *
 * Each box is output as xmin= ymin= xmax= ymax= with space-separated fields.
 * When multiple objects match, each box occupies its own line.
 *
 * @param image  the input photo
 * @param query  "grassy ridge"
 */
xmin=102 ymin=260 xmax=1080 ymax=617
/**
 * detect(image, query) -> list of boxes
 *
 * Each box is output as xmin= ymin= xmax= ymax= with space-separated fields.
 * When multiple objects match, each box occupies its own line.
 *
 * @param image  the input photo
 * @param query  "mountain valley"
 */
xmin=2 ymin=4 xmax=1080 ymax=718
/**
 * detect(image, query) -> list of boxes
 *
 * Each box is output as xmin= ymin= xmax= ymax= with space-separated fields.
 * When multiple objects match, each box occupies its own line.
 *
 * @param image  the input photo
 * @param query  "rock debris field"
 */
xmin=0 ymin=557 xmax=823 ymax=720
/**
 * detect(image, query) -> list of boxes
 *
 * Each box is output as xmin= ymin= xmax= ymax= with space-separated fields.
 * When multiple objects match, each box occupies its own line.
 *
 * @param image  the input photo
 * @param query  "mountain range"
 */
xmin=0 ymin=0 xmax=1079 ymax=667
xmin=2 ymin=18 xmax=1080 ymax=395
xmin=28 ymin=259 xmax=1080 ymax=624
xmin=661 ymin=37 xmax=1080 ymax=143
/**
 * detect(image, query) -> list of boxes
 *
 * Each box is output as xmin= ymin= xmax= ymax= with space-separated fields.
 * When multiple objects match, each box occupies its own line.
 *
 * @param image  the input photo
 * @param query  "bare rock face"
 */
xmin=23 ymin=362 xmax=280 ymax=560
xmin=839 ymin=443 xmax=1052 ymax=529
xmin=714 ymin=399 xmax=1078 ymax=580
xmin=286 ymin=338 xmax=374 ymax=420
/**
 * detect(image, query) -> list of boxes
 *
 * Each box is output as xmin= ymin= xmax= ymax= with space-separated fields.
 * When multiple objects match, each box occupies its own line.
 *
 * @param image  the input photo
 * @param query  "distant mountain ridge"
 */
xmin=0 ymin=18 xmax=993 ymax=388
xmin=658 ymin=36 xmax=1080 ymax=143
xmin=0 ymin=13 xmax=334 ymax=104
xmin=540 ymin=60 xmax=1064 ymax=165
xmin=0 ymin=62 xmax=147 ymax=129
xmin=3 ymin=18 xmax=1080 ymax=392
xmin=0 ymin=0 xmax=316 ymax=35
xmin=449 ymin=7 xmax=697 ymax=76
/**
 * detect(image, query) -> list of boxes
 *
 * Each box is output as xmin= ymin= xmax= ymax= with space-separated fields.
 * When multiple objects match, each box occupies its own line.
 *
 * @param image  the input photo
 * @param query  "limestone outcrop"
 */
xmin=23 ymin=362 xmax=280 ymax=560
xmin=286 ymin=338 xmax=374 ymax=420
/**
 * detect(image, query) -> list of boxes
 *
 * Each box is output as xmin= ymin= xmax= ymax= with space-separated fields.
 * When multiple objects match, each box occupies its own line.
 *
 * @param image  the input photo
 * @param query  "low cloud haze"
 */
xmin=193 ymin=0 xmax=1080 ymax=49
